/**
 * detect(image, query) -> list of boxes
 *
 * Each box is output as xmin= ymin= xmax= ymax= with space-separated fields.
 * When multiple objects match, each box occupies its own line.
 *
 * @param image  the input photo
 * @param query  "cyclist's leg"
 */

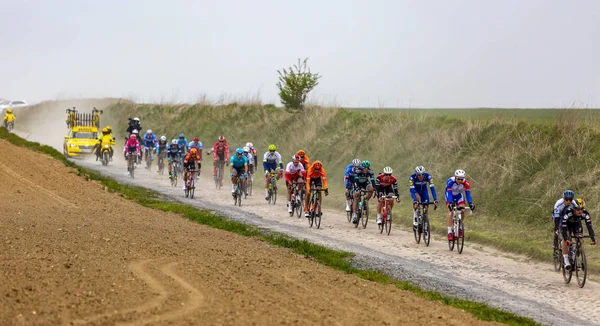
xmin=304 ymin=179 xmax=312 ymax=214
xmin=345 ymin=179 xmax=353 ymax=211
xmin=265 ymin=168 xmax=271 ymax=198
xmin=231 ymin=168 xmax=238 ymax=193
xmin=366 ymin=184 xmax=374 ymax=201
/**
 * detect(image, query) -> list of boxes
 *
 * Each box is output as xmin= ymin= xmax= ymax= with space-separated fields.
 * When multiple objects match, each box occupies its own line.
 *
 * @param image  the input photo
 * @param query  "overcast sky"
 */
xmin=1 ymin=0 xmax=598 ymax=108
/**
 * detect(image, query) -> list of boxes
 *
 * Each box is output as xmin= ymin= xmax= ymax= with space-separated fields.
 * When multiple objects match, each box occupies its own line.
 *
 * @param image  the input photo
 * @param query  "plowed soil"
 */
xmin=0 ymin=139 xmax=495 ymax=325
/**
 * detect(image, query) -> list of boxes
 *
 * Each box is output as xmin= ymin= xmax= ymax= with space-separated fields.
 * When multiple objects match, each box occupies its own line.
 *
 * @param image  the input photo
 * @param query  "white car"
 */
xmin=0 ymin=99 xmax=29 ymax=113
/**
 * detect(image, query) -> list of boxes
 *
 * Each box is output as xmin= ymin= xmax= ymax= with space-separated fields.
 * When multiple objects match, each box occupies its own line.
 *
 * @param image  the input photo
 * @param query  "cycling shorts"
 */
xmin=308 ymin=177 xmax=322 ymax=189
xmin=232 ymin=166 xmax=245 ymax=176
xmin=378 ymin=186 xmax=395 ymax=196
xmin=414 ymin=190 xmax=430 ymax=204
xmin=447 ymin=193 xmax=465 ymax=209
xmin=285 ymin=173 xmax=303 ymax=187
xmin=215 ymin=152 xmax=225 ymax=162
xmin=354 ymin=182 xmax=372 ymax=192
xmin=563 ymin=220 xmax=583 ymax=236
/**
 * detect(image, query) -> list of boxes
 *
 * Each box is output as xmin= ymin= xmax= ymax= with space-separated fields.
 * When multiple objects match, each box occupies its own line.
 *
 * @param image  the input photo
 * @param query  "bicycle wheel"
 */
xmin=563 ymin=256 xmax=573 ymax=284
xmin=553 ymin=245 xmax=563 ymax=272
xmin=414 ymin=213 xmax=421 ymax=244
xmin=296 ymin=195 xmax=303 ymax=218
xmin=378 ymin=211 xmax=384 ymax=234
xmin=423 ymin=214 xmax=431 ymax=247
xmin=385 ymin=207 xmax=392 ymax=235
xmin=575 ymin=248 xmax=587 ymax=288
xmin=308 ymin=197 xmax=315 ymax=228
xmin=457 ymin=219 xmax=465 ymax=254
xmin=130 ymin=160 xmax=135 ymax=179
xmin=354 ymin=203 xmax=361 ymax=228
xmin=361 ymin=201 xmax=369 ymax=229
xmin=315 ymin=200 xmax=321 ymax=229
xmin=190 ymin=187 xmax=195 ymax=199
xmin=448 ymin=220 xmax=456 ymax=251
xmin=248 ymin=176 xmax=253 ymax=196
xmin=272 ymin=185 xmax=277 ymax=205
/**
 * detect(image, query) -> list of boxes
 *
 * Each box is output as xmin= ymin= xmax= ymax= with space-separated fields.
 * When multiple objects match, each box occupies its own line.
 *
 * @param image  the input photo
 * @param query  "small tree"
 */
xmin=276 ymin=58 xmax=321 ymax=110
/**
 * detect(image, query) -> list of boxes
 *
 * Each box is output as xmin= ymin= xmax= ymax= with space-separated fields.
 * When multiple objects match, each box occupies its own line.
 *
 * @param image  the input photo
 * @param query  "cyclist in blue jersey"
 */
xmin=409 ymin=166 xmax=438 ymax=231
xmin=344 ymin=158 xmax=361 ymax=212
xmin=177 ymin=133 xmax=189 ymax=154
xmin=445 ymin=169 xmax=475 ymax=241
xmin=142 ymin=129 xmax=157 ymax=168
xmin=230 ymin=148 xmax=248 ymax=195
xmin=263 ymin=144 xmax=283 ymax=200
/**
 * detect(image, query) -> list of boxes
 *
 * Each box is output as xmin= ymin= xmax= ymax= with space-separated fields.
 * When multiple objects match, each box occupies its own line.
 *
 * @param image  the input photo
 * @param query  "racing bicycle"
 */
xmin=354 ymin=188 xmax=370 ymax=229
xmin=378 ymin=194 xmax=397 ymax=236
xmin=562 ymin=234 xmax=591 ymax=288
xmin=267 ymin=171 xmax=278 ymax=205
xmin=127 ymin=150 xmax=137 ymax=179
xmin=289 ymin=181 xmax=304 ymax=218
xmin=448 ymin=201 xmax=472 ymax=254
xmin=215 ymin=159 xmax=225 ymax=190
xmin=233 ymin=174 xmax=245 ymax=206
xmin=157 ymin=151 xmax=166 ymax=175
xmin=414 ymin=202 xmax=435 ymax=246
xmin=307 ymin=180 xmax=323 ymax=229
xmin=170 ymin=160 xmax=180 ymax=187
xmin=184 ymin=169 xmax=196 ymax=199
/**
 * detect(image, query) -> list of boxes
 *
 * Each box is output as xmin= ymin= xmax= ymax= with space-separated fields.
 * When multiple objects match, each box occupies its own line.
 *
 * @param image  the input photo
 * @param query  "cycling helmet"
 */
xmin=190 ymin=148 xmax=197 ymax=154
xmin=160 ymin=136 xmax=166 ymax=141
xmin=146 ymin=129 xmax=152 ymax=134
xmin=415 ymin=166 xmax=426 ymax=175
xmin=268 ymin=144 xmax=276 ymax=151
xmin=573 ymin=198 xmax=585 ymax=210
xmin=172 ymin=139 xmax=178 ymax=144
xmin=132 ymin=130 xmax=139 ymax=134
xmin=102 ymin=127 xmax=108 ymax=133
xmin=129 ymin=134 xmax=137 ymax=140
xmin=383 ymin=166 xmax=393 ymax=175
xmin=246 ymin=142 xmax=253 ymax=148
xmin=361 ymin=160 xmax=371 ymax=169
xmin=352 ymin=158 xmax=361 ymax=167
xmin=6 ymin=108 xmax=12 ymax=114
xmin=297 ymin=149 xmax=305 ymax=156
xmin=218 ymin=136 xmax=225 ymax=142
xmin=235 ymin=148 xmax=244 ymax=155
xmin=563 ymin=189 xmax=575 ymax=199
xmin=243 ymin=146 xmax=250 ymax=153
xmin=133 ymin=117 xmax=140 ymax=121
xmin=293 ymin=155 xmax=301 ymax=162
xmin=455 ymin=169 xmax=466 ymax=178
xmin=313 ymin=160 xmax=323 ymax=169
xmin=193 ymin=136 xmax=199 ymax=142
xmin=179 ymin=133 xmax=185 ymax=138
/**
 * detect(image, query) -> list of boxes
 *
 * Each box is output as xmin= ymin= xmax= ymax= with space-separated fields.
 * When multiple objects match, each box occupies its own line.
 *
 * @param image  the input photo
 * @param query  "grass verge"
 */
xmin=0 ymin=127 xmax=540 ymax=326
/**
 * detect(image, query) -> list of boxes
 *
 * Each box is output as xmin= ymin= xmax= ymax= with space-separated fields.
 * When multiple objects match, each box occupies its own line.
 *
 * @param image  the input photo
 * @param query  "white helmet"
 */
xmin=455 ymin=169 xmax=466 ymax=178
xmin=246 ymin=142 xmax=253 ymax=148
xmin=352 ymin=158 xmax=361 ymax=167
xmin=132 ymin=129 xmax=139 ymax=134
xmin=172 ymin=139 xmax=178 ymax=144
xmin=147 ymin=129 xmax=152 ymax=134
xmin=243 ymin=146 xmax=250 ymax=153
xmin=133 ymin=117 xmax=140 ymax=121
xmin=415 ymin=166 xmax=426 ymax=175
xmin=160 ymin=136 xmax=166 ymax=141
xmin=383 ymin=166 xmax=393 ymax=174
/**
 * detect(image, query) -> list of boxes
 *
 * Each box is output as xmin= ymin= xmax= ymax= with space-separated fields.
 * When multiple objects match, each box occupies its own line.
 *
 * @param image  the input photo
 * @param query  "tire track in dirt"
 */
xmin=72 ymin=259 xmax=204 ymax=325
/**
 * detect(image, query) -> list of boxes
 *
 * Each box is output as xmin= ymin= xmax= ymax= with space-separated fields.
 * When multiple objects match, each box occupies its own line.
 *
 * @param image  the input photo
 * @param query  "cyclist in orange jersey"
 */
xmin=304 ymin=160 xmax=329 ymax=218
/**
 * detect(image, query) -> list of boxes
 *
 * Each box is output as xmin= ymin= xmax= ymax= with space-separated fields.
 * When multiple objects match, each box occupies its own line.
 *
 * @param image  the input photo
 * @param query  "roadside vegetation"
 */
xmin=102 ymin=102 xmax=600 ymax=273
xmin=0 ymin=127 xmax=540 ymax=325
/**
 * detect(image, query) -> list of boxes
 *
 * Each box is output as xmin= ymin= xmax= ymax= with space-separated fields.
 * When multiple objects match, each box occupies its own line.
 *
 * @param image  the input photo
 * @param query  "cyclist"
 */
xmin=128 ymin=130 xmax=142 ymax=163
xmin=243 ymin=146 xmax=254 ymax=171
xmin=177 ymin=133 xmax=189 ymax=153
xmin=230 ymin=148 xmax=248 ymax=196
xmin=410 ymin=166 xmax=439 ymax=231
xmin=124 ymin=134 xmax=140 ymax=173
xmin=297 ymin=149 xmax=310 ymax=171
xmin=350 ymin=161 xmax=375 ymax=225
xmin=142 ymin=130 xmax=157 ymax=167
xmin=188 ymin=136 xmax=203 ymax=174
xmin=553 ymin=189 xmax=574 ymax=248
xmin=263 ymin=144 xmax=283 ymax=201
xmin=375 ymin=166 xmax=400 ymax=225
xmin=246 ymin=142 xmax=257 ymax=174
xmin=155 ymin=136 xmax=169 ymax=172
xmin=210 ymin=136 xmax=229 ymax=185
xmin=3 ymin=108 xmax=16 ymax=128
xmin=560 ymin=198 xmax=596 ymax=270
xmin=445 ymin=169 xmax=475 ymax=241
xmin=182 ymin=148 xmax=201 ymax=190
xmin=344 ymin=158 xmax=361 ymax=212
xmin=285 ymin=155 xmax=306 ymax=214
xmin=167 ymin=139 xmax=182 ymax=179
xmin=304 ymin=160 xmax=329 ymax=218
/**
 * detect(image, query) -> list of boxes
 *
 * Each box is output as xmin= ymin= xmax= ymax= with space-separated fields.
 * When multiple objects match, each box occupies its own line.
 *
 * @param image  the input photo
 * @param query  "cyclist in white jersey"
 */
xmin=285 ymin=155 xmax=306 ymax=213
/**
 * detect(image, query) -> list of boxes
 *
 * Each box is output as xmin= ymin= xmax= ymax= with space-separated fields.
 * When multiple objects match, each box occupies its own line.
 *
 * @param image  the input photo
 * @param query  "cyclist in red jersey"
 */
xmin=209 ymin=136 xmax=229 ymax=183
xmin=375 ymin=166 xmax=400 ymax=225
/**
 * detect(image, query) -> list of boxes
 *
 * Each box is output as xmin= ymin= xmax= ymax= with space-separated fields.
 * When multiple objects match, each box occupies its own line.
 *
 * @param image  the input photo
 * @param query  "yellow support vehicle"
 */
xmin=63 ymin=126 xmax=99 ymax=157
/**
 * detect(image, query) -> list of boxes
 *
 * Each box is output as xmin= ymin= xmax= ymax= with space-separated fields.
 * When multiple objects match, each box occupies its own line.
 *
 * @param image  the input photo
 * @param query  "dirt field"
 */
xmin=0 ymin=139 xmax=497 ymax=325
